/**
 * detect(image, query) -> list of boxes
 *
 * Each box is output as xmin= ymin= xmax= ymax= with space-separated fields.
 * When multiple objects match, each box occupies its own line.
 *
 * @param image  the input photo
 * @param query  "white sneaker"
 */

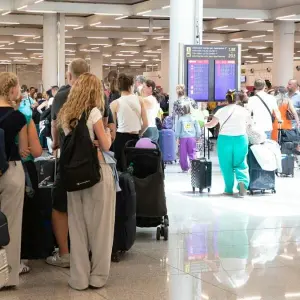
xmin=19 ymin=262 xmax=30 ymax=275
xmin=238 ymin=182 xmax=247 ymax=198
xmin=46 ymin=250 xmax=70 ymax=268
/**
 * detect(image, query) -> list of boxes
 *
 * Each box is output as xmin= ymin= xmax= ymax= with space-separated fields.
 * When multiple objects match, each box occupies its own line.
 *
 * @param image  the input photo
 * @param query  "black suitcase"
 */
xmin=112 ymin=172 xmax=136 ymax=262
xmin=279 ymin=154 xmax=294 ymax=177
xmin=191 ymin=129 xmax=212 ymax=193
xmin=248 ymin=148 xmax=276 ymax=195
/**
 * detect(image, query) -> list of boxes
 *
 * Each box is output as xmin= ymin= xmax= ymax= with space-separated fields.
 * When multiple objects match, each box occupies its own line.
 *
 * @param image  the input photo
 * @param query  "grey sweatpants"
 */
xmin=0 ymin=161 xmax=25 ymax=286
xmin=67 ymin=163 xmax=116 ymax=290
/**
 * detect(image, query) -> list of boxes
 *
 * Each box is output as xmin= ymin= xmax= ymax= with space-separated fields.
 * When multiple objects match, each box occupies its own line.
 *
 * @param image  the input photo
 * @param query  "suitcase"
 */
xmin=281 ymin=142 xmax=294 ymax=155
xmin=248 ymin=148 xmax=276 ymax=195
xmin=159 ymin=129 xmax=176 ymax=163
xmin=279 ymin=154 xmax=294 ymax=177
xmin=191 ymin=128 xmax=212 ymax=193
xmin=35 ymin=157 xmax=56 ymax=185
xmin=112 ymin=172 xmax=136 ymax=262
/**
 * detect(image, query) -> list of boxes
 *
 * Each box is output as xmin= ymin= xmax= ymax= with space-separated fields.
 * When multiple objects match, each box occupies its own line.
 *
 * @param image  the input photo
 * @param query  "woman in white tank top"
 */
xmin=110 ymin=73 xmax=148 ymax=170
xmin=142 ymin=80 xmax=160 ymax=143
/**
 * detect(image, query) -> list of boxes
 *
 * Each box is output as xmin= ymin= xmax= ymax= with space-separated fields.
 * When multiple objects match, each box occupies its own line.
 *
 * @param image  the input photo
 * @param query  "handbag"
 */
xmin=256 ymin=94 xmax=275 ymax=123
xmin=0 ymin=211 xmax=10 ymax=247
xmin=286 ymin=101 xmax=295 ymax=120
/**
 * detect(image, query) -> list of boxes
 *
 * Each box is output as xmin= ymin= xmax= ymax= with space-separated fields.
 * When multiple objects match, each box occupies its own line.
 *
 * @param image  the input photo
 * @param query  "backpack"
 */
xmin=59 ymin=112 xmax=100 ymax=192
xmin=156 ymin=117 xmax=163 ymax=131
xmin=39 ymin=107 xmax=52 ymax=138
xmin=162 ymin=116 xmax=173 ymax=129
xmin=0 ymin=110 xmax=14 ymax=177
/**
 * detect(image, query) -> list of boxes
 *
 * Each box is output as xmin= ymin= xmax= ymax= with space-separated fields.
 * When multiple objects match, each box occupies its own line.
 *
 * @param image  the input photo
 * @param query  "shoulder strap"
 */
xmin=0 ymin=110 xmax=14 ymax=125
xmin=256 ymin=94 xmax=273 ymax=121
xmin=220 ymin=105 xmax=236 ymax=133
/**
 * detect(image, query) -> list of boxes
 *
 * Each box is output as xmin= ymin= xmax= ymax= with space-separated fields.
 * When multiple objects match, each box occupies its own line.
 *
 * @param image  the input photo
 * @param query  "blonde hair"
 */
xmin=176 ymin=84 xmax=185 ymax=97
xmin=58 ymin=73 xmax=105 ymax=130
xmin=0 ymin=72 xmax=19 ymax=107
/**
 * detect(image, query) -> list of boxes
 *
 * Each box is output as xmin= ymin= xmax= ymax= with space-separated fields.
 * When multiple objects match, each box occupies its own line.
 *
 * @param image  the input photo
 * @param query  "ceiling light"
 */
xmin=0 ymin=48 xmax=14 ymax=50
xmin=0 ymin=41 xmax=10 ymax=44
xmin=153 ymin=36 xmax=164 ymax=40
xmin=130 ymin=65 xmax=141 ymax=67
xmin=90 ymin=22 xmax=101 ymax=26
xmin=285 ymin=293 xmax=300 ymax=298
xmin=120 ymin=43 xmax=139 ymax=47
xmin=162 ymin=5 xmax=170 ymax=9
xmin=123 ymin=37 xmax=142 ymax=40
xmin=95 ymin=13 xmax=123 ymax=16
xmin=91 ymin=47 xmax=99 ymax=50
xmin=2 ymin=11 xmax=11 ymax=16
xmin=8 ymin=42 xmax=14 ymax=45
xmin=241 ymin=49 xmax=248 ymax=52
xmin=25 ymin=10 xmax=56 ymax=13
xmin=143 ymin=14 xmax=169 ymax=18
xmin=144 ymin=54 xmax=158 ymax=57
xmin=66 ymin=42 xmax=77 ymax=45
xmin=103 ymin=54 xmax=111 ymax=57
xmin=204 ymin=17 xmax=217 ymax=19
xmin=18 ymin=40 xmax=25 ymax=43
xmin=65 ymin=53 xmax=75 ymax=56
xmin=115 ymin=15 xmax=128 ymax=20
xmin=251 ymin=35 xmax=266 ymax=38
xmin=245 ymin=60 xmax=258 ymax=63
xmin=33 ymin=36 xmax=41 ymax=39
xmin=267 ymin=29 xmax=273 ymax=32
xmin=87 ymin=37 xmax=108 ymax=39
xmin=137 ymin=39 xmax=147 ymax=42
xmin=276 ymin=14 xmax=296 ymax=20
xmin=0 ymin=22 xmax=20 ymax=25
xmin=34 ymin=0 xmax=44 ymax=3
xmin=248 ymin=46 xmax=267 ymax=49
xmin=120 ymin=50 xmax=138 ymax=53
xmin=137 ymin=10 xmax=152 ymax=15
xmin=6 ymin=52 xmax=22 ymax=55
xmin=264 ymin=60 xmax=273 ymax=63
xmin=73 ymin=26 xmax=83 ymax=30
xmin=104 ymin=45 xmax=112 ymax=48
xmin=116 ymin=54 xmax=134 ymax=57
xmin=95 ymin=25 xmax=121 ymax=28
xmin=25 ymin=48 xmax=43 ymax=51
xmin=247 ymin=20 xmax=264 ymax=24
xmin=23 ymin=41 xmax=43 ymax=44
xmin=265 ymin=40 xmax=273 ymax=43
xmin=213 ymin=25 xmax=228 ymax=30
xmin=111 ymin=59 xmax=125 ymax=61
xmin=217 ymin=28 xmax=240 ymax=31
xmin=17 ymin=5 xmax=28 ymax=10
xmin=65 ymin=36 xmax=73 ymax=39
xmin=236 ymin=17 xmax=262 ymax=20
xmin=14 ymin=34 xmax=36 ymax=37
xmin=257 ymin=52 xmax=272 ymax=55
xmin=210 ymin=41 xmax=222 ymax=44
xmin=65 ymin=24 xmax=79 ymax=27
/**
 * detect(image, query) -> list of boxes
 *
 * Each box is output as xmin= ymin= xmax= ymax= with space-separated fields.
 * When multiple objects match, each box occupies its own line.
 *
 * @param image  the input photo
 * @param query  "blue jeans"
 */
xmin=265 ymin=131 xmax=271 ymax=139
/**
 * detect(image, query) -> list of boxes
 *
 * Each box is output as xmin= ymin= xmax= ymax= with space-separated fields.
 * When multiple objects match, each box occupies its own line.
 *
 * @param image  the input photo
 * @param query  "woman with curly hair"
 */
xmin=58 ymin=73 xmax=116 ymax=291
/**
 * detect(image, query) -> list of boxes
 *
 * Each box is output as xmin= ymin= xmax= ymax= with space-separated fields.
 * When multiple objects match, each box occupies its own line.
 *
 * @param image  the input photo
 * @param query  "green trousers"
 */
xmin=217 ymin=135 xmax=249 ymax=194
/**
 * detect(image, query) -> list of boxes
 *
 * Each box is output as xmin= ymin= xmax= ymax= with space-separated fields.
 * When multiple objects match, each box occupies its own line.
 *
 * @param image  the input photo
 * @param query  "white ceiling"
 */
xmin=1 ymin=0 xmax=300 ymax=67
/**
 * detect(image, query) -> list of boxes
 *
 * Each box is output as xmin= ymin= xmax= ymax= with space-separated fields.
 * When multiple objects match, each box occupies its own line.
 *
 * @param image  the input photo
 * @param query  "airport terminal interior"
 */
xmin=2 ymin=0 xmax=300 ymax=299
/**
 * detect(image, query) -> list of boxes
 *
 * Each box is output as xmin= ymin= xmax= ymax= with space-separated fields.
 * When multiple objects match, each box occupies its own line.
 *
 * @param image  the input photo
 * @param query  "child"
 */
xmin=176 ymin=104 xmax=201 ymax=172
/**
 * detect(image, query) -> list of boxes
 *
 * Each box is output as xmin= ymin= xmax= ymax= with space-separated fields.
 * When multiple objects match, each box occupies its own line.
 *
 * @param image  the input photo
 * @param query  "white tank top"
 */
xmin=116 ymin=94 xmax=142 ymax=133
xmin=145 ymin=95 xmax=160 ymax=127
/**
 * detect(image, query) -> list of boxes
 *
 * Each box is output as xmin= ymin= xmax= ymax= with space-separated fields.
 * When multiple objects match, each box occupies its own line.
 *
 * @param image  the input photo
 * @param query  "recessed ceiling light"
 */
xmin=66 ymin=24 xmax=80 ymax=27
xmin=216 ymin=28 xmax=240 ymax=31
xmin=95 ymin=13 xmax=123 ymax=16
xmin=18 ymin=40 xmax=25 ymax=43
xmin=143 ymin=14 xmax=169 ymax=18
xmin=251 ymin=35 xmax=266 ymax=38
xmin=65 ymin=42 xmax=77 ymax=45
xmin=111 ymin=59 xmax=125 ymax=61
xmin=87 ymin=37 xmax=108 ymax=39
xmin=65 ymin=53 xmax=76 ymax=56
xmin=26 ymin=48 xmax=43 ymax=51
xmin=120 ymin=50 xmax=139 ymax=53
xmin=214 ymin=25 xmax=228 ymax=29
xmin=34 ymin=0 xmax=44 ymax=3
xmin=265 ymin=41 xmax=273 ymax=43
xmin=123 ymin=37 xmax=142 ymax=40
xmin=247 ymin=19 xmax=264 ymax=24
xmin=90 ymin=22 xmax=101 ymax=26
xmin=8 ymin=42 xmax=15 ymax=45
xmin=144 ymin=54 xmax=158 ymax=57
xmin=153 ymin=36 xmax=164 ymax=40
xmin=137 ymin=10 xmax=152 ymax=15
xmin=33 ymin=36 xmax=41 ymax=39
xmin=104 ymin=45 xmax=112 ymax=48
xmin=162 ymin=5 xmax=170 ymax=9
xmin=1 ymin=11 xmax=11 ymax=16
xmin=116 ymin=54 xmax=134 ymax=57
xmin=276 ymin=14 xmax=296 ymax=20
xmin=65 ymin=36 xmax=73 ymax=39
xmin=95 ymin=25 xmax=121 ymax=28
xmin=0 ymin=22 xmax=20 ymax=25
xmin=23 ymin=41 xmax=43 ymax=44
xmin=17 ymin=5 xmax=28 ymax=10
xmin=236 ymin=17 xmax=262 ymax=20
xmin=115 ymin=15 xmax=128 ymax=20
xmin=91 ymin=47 xmax=99 ymax=50
xmin=25 ymin=10 xmax=56 ymax=13
xmin=137 ymin=39 xmax=147 ymax=42
xmin=73 ymin=26 xmax=83 ymax=30
xmin=14 ymin=34 xmax=36 ymax=37
xmin=0 ymin=48 xmax=14 ymax=50
xmin=6 ymin=52 xmax=22 ymax=55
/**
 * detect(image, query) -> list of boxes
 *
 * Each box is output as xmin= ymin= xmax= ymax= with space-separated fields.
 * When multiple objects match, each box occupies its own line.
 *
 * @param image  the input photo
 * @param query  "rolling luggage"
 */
xmin=191 ymin=128 xmax=212 ymax=193
xmin=278 ymin=130 xmax=295 ymax=177
xmin=159 ymin=129 xmax=176 ymax=164
xmin=248 ymin=148 xmax=276 ymax=195
xmin=112 ymin=172 xmax=136 ymax=262
xmin=280 ymin=154 xmax=294 ymax=177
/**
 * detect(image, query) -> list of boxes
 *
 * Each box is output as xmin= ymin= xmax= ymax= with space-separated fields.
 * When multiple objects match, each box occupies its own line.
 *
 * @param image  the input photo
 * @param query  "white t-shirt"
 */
xmin=214 ymin=104 xmax=250 ymax=136
xmin=247 ymin=91 xmax=278 ymax=131
xmin=63 ymin=107 xmax=102 ymax=141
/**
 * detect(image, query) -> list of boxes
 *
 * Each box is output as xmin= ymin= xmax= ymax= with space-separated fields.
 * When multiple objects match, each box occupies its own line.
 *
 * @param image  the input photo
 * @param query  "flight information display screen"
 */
xmin=214 ymin=60 xmax=236 ymax=101
xmin=187 ymin=60 xmax=209 ymax=101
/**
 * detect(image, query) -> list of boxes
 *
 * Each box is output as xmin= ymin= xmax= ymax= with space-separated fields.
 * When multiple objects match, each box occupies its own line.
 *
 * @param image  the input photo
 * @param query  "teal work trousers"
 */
xmin=217 ymin=135 xmax=249 ymax=194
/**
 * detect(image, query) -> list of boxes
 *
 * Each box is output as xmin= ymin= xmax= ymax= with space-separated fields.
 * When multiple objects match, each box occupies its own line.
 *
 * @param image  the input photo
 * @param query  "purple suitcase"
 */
xmin=159 ymin=129 xmax=176 ymax=163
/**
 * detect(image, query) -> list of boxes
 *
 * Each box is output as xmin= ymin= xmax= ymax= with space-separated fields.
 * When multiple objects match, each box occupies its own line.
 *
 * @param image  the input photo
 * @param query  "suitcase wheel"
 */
xmin=163 ymin=226 xmax=169 ymax=241
xmin=261 ymin=190 xmax=265 ymax=194
xmin=250 ymin=190 xmax=254 ymax=196
xmin=272 ymin=189 xmax=276 ymax=194
xmin=164 ymin=216 xmax=169 ymax=227
xmin=156 ymin=227 xmax=161 ymax=241
xmin=192 ymin=187 xmax=196 ymax=194
xmin=111 ymin=252 xmax=120 ymax=263
xmin=208 ymin=188 xmax=211 ymax=193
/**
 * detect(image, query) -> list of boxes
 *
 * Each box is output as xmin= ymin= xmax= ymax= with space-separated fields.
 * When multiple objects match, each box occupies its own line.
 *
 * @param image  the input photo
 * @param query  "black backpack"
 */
xmin=40 ymin=107 xmax=52 ymax=138
xmin=0 ymin=110 xmax=14 ymax=177
xmin=59 ymin=112 xmax=100 ymax=192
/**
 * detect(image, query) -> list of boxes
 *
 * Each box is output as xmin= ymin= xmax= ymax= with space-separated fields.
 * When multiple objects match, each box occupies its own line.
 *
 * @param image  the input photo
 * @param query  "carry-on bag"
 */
xmin=0 ymin=212 xmax=9 ymax=247
xmin=112 ymin=172 xmax=136 ymax=262
xmin=191 ymin=127 xmax=212 ymax=193
xmin=280 ymin=154 xmax=294 ymax=177
xmin=248 ymin=148 xmax=276 ymax=195
xmin=159 ymin=129 xmax=177 ymax=164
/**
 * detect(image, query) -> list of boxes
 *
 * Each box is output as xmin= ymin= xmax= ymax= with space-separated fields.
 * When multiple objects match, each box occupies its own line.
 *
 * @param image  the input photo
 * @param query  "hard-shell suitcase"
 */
xmin=191 ymin=128 xmax=212 ymax=193
xmin=248 ymin=148 xmax=276 ymax=195
xmin=112 ymin=172 xmax=136 ymax=262
xmin=159 ymin=129 xmax=176 ymax=163
xmin=280 ymin=154 xmax=294 ymax=177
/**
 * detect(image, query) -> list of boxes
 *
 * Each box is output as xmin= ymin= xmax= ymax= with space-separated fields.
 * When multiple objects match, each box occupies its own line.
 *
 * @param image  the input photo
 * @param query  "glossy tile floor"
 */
xmin=3 ymin=154 xmax=300 ymax=300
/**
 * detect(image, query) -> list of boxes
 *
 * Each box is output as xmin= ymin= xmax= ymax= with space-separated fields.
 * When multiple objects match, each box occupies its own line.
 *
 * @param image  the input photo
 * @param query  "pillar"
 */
xmin=169 ymin=0 xmax=203 ymax=114
xmin=43 ymin=14 xmax=65 ymax=90
xmin=90 ymin=52 xmax=103 ymax=80
xmin=161 ymin=40 xmax=170 ymax=94
xmin=273 ymin=21 xmax=295 ymax=86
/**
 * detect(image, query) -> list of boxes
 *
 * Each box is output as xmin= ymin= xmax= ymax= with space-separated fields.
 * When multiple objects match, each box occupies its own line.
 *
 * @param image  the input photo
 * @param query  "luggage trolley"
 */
xmin=123 ymin=140 xmax=169 ymax=241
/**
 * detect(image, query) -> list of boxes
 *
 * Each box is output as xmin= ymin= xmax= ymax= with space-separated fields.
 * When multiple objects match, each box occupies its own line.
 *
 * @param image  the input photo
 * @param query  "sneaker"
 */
xmin=238 ymin=182 xmax=247 ymax=198
xmin=19 ymin=262 xmax=30 ymax=275
xmin=46 ymin=250 xmax=70 ymax=268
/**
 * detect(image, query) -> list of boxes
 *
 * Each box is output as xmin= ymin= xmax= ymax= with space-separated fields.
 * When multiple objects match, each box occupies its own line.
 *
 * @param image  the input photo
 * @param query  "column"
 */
xmin=273 ymin=21 xmax=295 ymax=86
xmin=161 ymin=40 xmax=170 ymax=94
xmin=169 ymin=0 xmax=203 ymax=114
xmin=43 ymin=14 xmax=65 ymax=90
xmin=58 ymin=14 xmax=65 ymax=87
xmin=90 ymin=52 xmax=103 ymax=80
xmin=43 ymin=14 xmax=58 ymax=90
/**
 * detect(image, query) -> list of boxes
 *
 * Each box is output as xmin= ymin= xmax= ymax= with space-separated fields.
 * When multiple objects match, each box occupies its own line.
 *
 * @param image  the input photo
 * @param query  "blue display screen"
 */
xmin=187 ymin=59 xmax=209 ymax=101
xmin=214 ymin=60 xmax=236 ymax=101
